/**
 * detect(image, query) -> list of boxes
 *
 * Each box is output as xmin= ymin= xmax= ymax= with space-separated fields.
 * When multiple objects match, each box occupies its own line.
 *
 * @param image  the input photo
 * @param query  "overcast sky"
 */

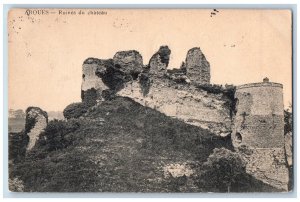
xmin=8 ymin=9 xmax=292 ymax=111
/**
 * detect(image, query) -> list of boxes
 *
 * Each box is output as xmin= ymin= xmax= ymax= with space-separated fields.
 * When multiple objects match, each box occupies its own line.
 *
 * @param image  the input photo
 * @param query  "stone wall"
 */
xmin=233 ymin=80 xmax=288 ymax=190
xmin=25 ymin=107 xmax=48 ymax=151
xmin=81 ymin=46 xmax=211 ymax=102
xmin=81 ymin=46 xmax=224 ymax=134
xmin=241 ymin=148 xmax=289 ymax=191
xmin=81 ymin=58 xmax=109 ymax=103
xmin=117 ymin=79 xmax=232 ymax=136
xmin=233 ymin=81 xmax=285 ymax=147
xmin=185 ymin=47 xmax=210 ymax=85
xmin=148 ymin=46 xmax=171 ymax=77
xmin=80 ymin=47 xmax=289 ymax=190
xmin=113 ymin=50 xmax=143 ymax=76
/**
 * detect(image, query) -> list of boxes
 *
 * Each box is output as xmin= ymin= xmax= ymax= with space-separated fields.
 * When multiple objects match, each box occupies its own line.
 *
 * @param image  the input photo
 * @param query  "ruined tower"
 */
xmin=81 ymin=51 xmax=144 ymax=104
xmin=233 ymin=78 xmax=289 ymax=190
xmin=81 ymin=58 xmax=109 ymax=103
xmin=148 ymin=46 xmax=171 ymax=77
xmin=25 ymin=107 xmax=48 ymax=151
xmin=185 ymin=47 xmax=210 ymax=84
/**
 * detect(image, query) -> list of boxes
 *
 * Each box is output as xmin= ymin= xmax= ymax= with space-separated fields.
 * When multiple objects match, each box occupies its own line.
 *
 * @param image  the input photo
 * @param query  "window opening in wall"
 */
xmin=235 ymin=132 xmax=242 ymax=143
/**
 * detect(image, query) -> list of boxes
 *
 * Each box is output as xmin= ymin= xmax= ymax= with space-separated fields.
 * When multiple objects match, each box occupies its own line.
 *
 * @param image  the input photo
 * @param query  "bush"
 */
xmin=196 ymin=84 xmax=223 ymax=94
xmin=38 ymin=119 xmax=80 ymax=151
xmin=9 ymin=132 xmax=28 ymax=162
xmin=63 ymin=102 xmax=89 ymax=119
xmin=284 ymin=107 xmax=292 ymax=134
xmin=82 ymin=88 xmax=97 ymax=107
xmin=194 ymin=147 xmax=246 ymax=192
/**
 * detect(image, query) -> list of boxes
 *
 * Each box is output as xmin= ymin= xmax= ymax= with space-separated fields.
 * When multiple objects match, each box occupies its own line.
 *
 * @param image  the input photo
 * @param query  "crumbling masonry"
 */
xmin=80 ymin=46 xmax=289 ymax=191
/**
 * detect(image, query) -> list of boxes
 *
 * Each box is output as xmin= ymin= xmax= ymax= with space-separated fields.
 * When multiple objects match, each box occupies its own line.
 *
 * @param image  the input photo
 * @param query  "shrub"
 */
xmin=196 ymin=84 xmax=223 ymax=94
xmin=194 ymin=147 xmax=246 ymax=192
xmin=9 ymin=132 xmax=28 ymax=162
xmin=38 ymin=119 xmax=80 ymax=151
xmin=195 ymin=83 xmax=236 ymax=97
xmin=82 ymin=88 xmax=97 ymax=107
xmin=284 ymin=107 xmax=292 ymax=134
xmin=63 ymin=102 xmax=89 ymax=119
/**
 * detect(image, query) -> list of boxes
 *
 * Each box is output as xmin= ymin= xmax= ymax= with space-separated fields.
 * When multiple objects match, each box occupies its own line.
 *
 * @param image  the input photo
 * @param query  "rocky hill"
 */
xmin=9 ymin=45 xmax=291 ymax=192
xmin=10 ymin=97 xmax=279 ymax=192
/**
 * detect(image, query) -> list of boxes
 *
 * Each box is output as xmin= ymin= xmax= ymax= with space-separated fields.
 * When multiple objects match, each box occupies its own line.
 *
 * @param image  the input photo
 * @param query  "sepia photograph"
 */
xmin=7 ymin=8 xmax=293 ymax=193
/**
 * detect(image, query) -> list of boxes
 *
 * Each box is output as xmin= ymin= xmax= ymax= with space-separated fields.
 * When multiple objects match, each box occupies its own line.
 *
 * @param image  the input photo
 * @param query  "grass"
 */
xmin=10 ymin=96 xmax=279 ymax=192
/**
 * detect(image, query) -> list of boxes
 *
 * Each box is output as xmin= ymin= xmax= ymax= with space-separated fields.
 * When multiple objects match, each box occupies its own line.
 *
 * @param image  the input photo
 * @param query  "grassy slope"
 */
xmin=11 ymin=97 xmax=278 ymax=192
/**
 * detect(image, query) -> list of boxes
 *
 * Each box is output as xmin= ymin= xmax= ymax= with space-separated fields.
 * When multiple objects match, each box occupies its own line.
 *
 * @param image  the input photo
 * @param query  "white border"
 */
xmin=1 ymin=1 xmax=299 ymax=201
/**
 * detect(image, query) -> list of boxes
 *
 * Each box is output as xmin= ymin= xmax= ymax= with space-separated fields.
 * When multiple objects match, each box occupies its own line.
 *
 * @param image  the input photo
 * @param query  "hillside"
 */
xmin=10 ymin=97 xmax=280 ymax=192
xmin=9 ymin=110 xmax=64 ymax=133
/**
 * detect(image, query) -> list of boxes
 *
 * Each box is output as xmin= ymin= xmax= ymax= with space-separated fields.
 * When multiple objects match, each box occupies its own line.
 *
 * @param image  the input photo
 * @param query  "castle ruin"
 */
xmin=233 ymin=79 xmax=288 ymax=190
xmin=24 ymin=107 xmax=48 ymax=151
xmin=81 ymin=46 xmax=289 ymax=191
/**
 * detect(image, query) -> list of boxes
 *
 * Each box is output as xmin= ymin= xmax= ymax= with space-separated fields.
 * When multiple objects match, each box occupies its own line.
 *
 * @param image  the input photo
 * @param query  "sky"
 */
xmin=8 ymin=9 xmax=292 ymax=111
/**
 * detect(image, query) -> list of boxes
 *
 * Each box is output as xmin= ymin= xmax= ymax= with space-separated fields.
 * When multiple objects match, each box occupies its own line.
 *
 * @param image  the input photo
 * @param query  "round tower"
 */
xmin=233 ymin=78 xmax=284 ymax=148
xmin=233 ymin=78 xmax=288 ymax=191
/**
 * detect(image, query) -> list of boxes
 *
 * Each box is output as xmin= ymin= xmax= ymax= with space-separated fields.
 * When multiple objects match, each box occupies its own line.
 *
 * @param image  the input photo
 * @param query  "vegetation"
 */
xmin=10 ymin=97 xmax=279 ymax=192
xmin=9 ymin=132 xmax=28 ymax=162
xmin=284 ymin=104 xmax=293 ymax=134
xmin=195 ymin=83 xmax=236 ymax=98
xmin=63 ymin=102 xmax=89 ymax=119
xmin=37 ymin=119 xmax=81 ymax=152
xmin=284 ymin=104 xmax=293 ymax=191
xmin=82 ymin=88 xmax=98 ymax=107
xmin=193 ymin=147 xmax=281 ymax=192
xmin=11 ymin=97 xmax=235 ymax=192
xmin=194 ymin=148 xmax=246 ymax=192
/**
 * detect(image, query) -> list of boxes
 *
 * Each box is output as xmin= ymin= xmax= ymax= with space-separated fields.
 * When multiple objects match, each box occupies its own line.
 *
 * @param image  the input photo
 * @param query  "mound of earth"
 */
xmin=10 ymin=97 xmax=279 ymax=192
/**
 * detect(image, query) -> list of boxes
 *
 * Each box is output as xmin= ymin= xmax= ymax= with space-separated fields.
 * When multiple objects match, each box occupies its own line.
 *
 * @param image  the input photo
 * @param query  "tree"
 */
xmin=195 ymin=147 xmax=246 ymax=192
xmin=284 ymin=104 xmax=292 ymax=134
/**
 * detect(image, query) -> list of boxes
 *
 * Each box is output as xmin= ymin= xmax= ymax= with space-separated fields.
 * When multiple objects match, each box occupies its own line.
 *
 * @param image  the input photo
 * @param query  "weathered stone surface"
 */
xmin=185 ymin=47 xmax=210 ymax=84
xmin=163 ymin=163 xmax=194 ymax=178
xmin=240 ymin=147 xmax=289 ymax=191
xmin=149 ymin=46 xmax=171 ymax=77
xmin=233 ymin=81 xmax=284 ymax=148
xmin=233 ymin=80 xmax=288 ymax=191
xmin=82 ymin=58 xmax=111 ymax=102
xmin=80 ymin=47 xmax=232 ymax=135
xmin=113 ymin=50 xmax=143 ymax=77
xmin=80 ymin=50 xmax=290 ymax=192
xmin=117 ymin=80 xmax=232 ymax=136
xmin=95 ymin=60 xmax=131 ymax=92
xmin=82 ymin=58 xmax=110 ymax=92
xmin=25 ymin=107 xmax=48 ymax=151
